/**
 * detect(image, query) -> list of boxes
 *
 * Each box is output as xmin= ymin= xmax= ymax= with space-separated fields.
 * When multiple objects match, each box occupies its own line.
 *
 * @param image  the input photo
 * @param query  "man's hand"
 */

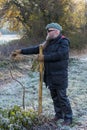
xmin=11 ymin=49 xmax=21 ymax=58
xmin=37 ymin=54 xmax=44 ymax=62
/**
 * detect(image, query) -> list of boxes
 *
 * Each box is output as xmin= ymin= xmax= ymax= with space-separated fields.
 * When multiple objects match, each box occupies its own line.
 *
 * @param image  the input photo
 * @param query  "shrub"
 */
xmin=0 ymin=106 xmax=48 ymax=130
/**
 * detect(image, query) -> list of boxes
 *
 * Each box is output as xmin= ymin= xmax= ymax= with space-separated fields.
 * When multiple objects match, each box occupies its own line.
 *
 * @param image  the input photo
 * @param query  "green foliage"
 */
xmin=0 ymin=0 xmax=87 ymax=49
xmin=69 ymin=32 xmax=86 ymax=49
xmin=31 ymin=60 xmax=39 ymax=72
xmin=0 ymin=105 xmax=45 ymax=130
xmin=0 ymin=60 xmax=9 ymax=67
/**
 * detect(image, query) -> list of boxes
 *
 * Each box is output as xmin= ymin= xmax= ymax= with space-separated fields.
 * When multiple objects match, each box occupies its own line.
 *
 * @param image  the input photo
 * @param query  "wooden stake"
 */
xmin=38 ymin=45 xmax=43 ymax=115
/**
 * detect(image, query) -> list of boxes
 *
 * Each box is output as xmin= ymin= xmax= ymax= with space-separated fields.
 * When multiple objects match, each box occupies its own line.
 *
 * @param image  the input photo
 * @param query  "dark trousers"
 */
xmin=50 ymin=88 xmax=72 ymax=120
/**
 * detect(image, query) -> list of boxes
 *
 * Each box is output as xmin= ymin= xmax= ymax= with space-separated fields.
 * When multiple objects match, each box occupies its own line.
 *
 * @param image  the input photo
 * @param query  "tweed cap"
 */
xmin=45 ymin=22 xmax=62 ymax=31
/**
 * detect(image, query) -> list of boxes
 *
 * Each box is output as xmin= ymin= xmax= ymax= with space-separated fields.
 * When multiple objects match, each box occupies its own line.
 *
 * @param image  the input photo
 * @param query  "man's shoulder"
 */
xmin=60 ymin=35 xmax=70 ymax=44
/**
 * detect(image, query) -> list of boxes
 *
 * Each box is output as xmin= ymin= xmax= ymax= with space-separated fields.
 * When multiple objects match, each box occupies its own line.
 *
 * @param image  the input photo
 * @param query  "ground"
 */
xmin=0 ymin=53 xmax=87 ymax=130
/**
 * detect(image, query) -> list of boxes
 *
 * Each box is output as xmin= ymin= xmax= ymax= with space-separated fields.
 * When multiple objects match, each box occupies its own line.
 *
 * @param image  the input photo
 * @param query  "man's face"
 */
xmin=46 ymin=28 xmax=60 ymax=41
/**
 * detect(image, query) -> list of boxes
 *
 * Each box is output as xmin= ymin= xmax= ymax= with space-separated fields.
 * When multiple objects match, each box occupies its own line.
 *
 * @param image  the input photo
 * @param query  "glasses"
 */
xmin=47 ymin=30 xmax=55 ymax=33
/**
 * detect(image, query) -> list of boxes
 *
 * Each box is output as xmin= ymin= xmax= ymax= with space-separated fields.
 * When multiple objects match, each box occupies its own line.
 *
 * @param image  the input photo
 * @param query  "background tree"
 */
xmin=0 ymin=0 xmax=87 ymax=48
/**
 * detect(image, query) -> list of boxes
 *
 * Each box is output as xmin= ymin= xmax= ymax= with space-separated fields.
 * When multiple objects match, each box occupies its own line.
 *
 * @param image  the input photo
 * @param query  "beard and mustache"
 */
xmin=46 ymin=34 xmax=53 ymax=41
xmin=46 ymin=33 xmax=59 ymax=41
xmin=42 ymin=34 xmax=58 ymax=49
xmin=42 ymin=33 xmax=60 ymax=50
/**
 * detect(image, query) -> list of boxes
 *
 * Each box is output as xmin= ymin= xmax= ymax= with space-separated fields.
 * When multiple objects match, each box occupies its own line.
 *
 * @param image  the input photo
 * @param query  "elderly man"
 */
xmin=12 ymin=23 xmax=72 ymax=125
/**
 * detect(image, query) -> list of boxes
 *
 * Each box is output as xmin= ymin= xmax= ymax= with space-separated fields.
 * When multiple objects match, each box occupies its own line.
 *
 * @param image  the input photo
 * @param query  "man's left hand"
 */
xmin=37 ymin=54 xmax=44 ymax=62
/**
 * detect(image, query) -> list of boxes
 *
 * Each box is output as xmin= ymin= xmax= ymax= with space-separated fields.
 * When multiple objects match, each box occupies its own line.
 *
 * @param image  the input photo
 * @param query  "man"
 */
xmin=12 ymin=22 xmax=72 ymax=125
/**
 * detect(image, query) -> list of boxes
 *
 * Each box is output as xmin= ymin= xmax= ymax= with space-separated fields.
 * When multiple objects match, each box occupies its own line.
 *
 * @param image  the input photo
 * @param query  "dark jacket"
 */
xmin=21 ymin=34 xmax=70 ymax=89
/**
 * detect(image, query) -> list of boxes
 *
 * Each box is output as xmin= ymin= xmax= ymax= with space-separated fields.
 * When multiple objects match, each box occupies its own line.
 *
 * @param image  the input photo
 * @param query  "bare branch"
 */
xmin=9 ymin=65 xmax=25 ymax=109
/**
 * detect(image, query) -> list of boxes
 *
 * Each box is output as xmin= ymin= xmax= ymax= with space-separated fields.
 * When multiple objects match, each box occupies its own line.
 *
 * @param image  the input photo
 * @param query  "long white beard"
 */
xmin=46 ymin=34 xmax=59 ymax=41
xmin=46 ymin=35 xmax=53 ymax=41
xmin=46 ymin=35 xmax=50 ymax=41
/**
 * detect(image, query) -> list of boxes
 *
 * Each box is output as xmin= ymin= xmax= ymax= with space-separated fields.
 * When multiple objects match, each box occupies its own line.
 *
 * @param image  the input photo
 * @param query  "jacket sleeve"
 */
xmin=21 ymin=45 xmax=39 ymax=55
xmin=44 ymin=40 xmax=69 ymax=62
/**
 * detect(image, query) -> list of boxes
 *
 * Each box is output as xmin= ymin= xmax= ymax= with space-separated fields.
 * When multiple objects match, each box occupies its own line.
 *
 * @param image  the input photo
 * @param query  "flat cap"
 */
xmin=45 ymin=22 xmax=62 ymax=31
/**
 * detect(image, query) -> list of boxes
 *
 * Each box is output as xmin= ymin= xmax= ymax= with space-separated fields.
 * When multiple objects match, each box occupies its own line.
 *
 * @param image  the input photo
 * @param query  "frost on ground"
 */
xmin=0 ymin=57 xmax=87 ymax=129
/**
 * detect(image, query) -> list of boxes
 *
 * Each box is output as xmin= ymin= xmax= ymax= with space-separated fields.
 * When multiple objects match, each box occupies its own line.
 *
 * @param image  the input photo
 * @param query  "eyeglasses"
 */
xmin=47 ymin=30 xmax=55 ymax=33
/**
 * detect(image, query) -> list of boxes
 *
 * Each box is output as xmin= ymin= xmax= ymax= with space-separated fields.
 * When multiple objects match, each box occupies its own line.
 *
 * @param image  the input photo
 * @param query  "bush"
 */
xmin=0 ymin=106 xmax=48 ymax=130
xmin=69 ymin=32 xmax=87 ymax=50
xmin=0 ymin=37 xmax=43 ymax=57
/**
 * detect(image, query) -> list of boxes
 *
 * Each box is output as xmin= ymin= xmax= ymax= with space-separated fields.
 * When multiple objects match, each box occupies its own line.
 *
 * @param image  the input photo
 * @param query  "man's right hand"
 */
xmin=11 ymin=49 xmax=21 ymax=58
